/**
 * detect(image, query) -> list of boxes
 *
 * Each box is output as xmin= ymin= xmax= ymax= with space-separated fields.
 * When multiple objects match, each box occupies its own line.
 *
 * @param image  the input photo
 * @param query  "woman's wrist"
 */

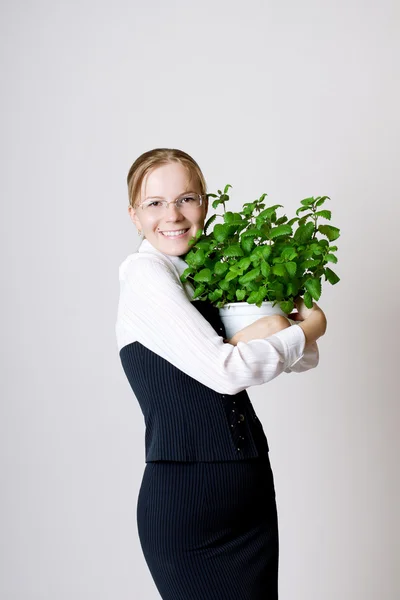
xmin=296 ymin=310 xmax=327 ymax=344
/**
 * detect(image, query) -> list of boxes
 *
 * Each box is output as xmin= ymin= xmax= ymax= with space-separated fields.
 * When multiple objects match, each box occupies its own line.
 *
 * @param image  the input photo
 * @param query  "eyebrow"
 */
xmin=144 ymin=191 xmax=196 ymax=201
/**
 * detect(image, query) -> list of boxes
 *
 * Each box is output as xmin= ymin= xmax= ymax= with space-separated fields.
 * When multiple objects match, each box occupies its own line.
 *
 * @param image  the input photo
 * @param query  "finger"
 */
xmin=287 ymin=312 xmax=303 ymax=321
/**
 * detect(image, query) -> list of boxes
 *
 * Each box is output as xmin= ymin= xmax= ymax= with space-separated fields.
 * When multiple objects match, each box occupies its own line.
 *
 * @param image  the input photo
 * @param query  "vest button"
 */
xmin=238 ymin=414 xmax=245 ymax=422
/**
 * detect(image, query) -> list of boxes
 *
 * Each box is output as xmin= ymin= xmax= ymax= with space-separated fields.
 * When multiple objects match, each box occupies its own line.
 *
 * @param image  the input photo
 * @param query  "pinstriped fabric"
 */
xmin=120 ymin=341 xmax=269 ymax=461
xmin=119 ymin=301 xmax=270 ymax=462
xmin=122 ymin=300 xmax=279 ymax=596
xmin=137 ymin=459 xmax=279 ymax=599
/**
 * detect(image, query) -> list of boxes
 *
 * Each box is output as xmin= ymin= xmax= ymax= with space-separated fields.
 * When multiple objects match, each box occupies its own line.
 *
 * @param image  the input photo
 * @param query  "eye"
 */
xmin=180 ymin=195 xmax=197 ymax=204
xmin=147 ymin=200 xmax=162 ymax=208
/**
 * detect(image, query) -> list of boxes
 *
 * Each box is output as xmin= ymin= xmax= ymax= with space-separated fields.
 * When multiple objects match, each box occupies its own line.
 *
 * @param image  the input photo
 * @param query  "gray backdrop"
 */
xmin=1 ymin=0 xmax=399 ymax=598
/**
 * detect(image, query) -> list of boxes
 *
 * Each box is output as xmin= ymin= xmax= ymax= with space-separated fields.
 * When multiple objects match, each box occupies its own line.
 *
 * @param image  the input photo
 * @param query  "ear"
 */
xmin=128 ymin=205 xmax=141 ymax=230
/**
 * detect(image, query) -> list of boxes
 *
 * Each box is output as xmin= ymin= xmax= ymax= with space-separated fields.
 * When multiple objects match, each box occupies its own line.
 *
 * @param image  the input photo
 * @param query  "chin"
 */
xmin=161 ymin=242 xmax=191 ymax=257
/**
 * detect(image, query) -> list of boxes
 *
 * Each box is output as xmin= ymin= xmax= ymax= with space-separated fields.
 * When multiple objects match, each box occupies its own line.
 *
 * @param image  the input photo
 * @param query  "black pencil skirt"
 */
xmin=136 ymin=456 xmax=279 ymax=599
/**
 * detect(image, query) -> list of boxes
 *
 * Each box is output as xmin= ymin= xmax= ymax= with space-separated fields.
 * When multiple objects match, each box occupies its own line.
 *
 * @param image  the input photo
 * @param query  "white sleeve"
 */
xmin=116 ymin=254 xmax=316 ymax=395
xmin=283 ymin=340 xmax=319 ymax=373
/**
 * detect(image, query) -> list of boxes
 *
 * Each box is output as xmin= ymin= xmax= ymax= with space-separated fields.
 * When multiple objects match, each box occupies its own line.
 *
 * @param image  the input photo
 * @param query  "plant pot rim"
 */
xmin=219 ymin=301 xmax=279 ymax=308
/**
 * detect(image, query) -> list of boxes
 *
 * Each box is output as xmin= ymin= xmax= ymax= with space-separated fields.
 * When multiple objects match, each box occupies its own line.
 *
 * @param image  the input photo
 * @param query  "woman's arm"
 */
xmin=229 ymin=315 xmax=292 ymax=346
xmin=228 ymin=313 xmax=321 ymax=373
xmin=116 ymin=254 xmax=319 ymax=394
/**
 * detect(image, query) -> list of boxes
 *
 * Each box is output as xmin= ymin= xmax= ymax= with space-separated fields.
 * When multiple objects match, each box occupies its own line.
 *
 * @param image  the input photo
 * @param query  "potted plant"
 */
xmin=180 ymin=185 xmax=340 ymax=338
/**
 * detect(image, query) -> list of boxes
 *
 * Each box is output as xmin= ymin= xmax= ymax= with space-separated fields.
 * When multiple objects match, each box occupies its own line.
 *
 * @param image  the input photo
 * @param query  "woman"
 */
xmin=115 ymin=148 xmax=327 ymax=599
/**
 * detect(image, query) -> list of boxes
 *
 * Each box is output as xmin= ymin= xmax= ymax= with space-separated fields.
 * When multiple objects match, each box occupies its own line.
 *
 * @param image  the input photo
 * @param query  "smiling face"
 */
xmin=129 ymin=161 xmax=208 ymax=257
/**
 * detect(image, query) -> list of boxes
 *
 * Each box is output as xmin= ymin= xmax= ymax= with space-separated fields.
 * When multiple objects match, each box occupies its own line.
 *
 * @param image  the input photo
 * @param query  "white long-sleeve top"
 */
xmin=115 ymin=239 xmax=319 ymax=395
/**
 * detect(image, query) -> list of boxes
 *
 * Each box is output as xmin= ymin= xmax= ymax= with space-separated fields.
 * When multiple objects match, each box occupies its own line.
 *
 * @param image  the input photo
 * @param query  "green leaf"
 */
xmin=204 ymin=214 xmax=217 ymax=235
xmin=239 ymin=267 xmax=261 ymax=285
xmin=286 ymin=281 xmax=298 ymax=297
xmin=223 ymin=244 xmax=244 ymax=258
xmin=242 ymin=202 xmax=256 ymax=215
xmin=269 ymin=280 xmax=284 ymax=297
xmin=184 ymin=250 xmax=197 ymax=266
xmin=310 ymin=243 xmax=323 ymax=256
xmin=208 ymin=289 xmax=223 ymax=302
xmin=194 ymin=268 xmax=212 ymax=283
xmin=251 ymin=245 xmax=271 ymax=261
xmin=315 ymin=196 xmax=330 ymax=207
xmin=269 ymin=224 xmax=293 ymax=239
xmin=224 ymin=211 xmax=242 ymax=225
xmin=281 ymin=247 xmax=298 ymax=261
xmin=193 ymin=284 xmax=205 ymax=299
xmin=325 ymin=253 xmax=338 ymax=264
xmin=300 ymin=197 xmax=315 ymax=206
xmin=228 ymin=263 xmax=243 ymax=274
xmin=214 ymin=261 xmax=228 ymax=276
xmin=304 ymin=277 xmax=322 ymax=301
xmin=296 ymin=205 xmax=311 ymax=216
xmin=245 ymin=281 xmax=259 ymax=292
xmin=315 ymin=210 xmax=331 ymax=220
xmin=318 ymin=224 xmax=340 ymax=241
xmin=212 ymin=198 xmax=223 ymax=209
xmin=272 ymin=264 xmax=286 ymax=277
xmin=303 ymin=291 xmax=313 ymax=308
xmin=241 ymin=227 xmax=260 ymax=238
xmin=280 ymin=300 xmax=294 ymax=314
xmin=258 ymin=205 xmax=283 ymax=219
xmin=236 ymin=289 xmax=246 ymax=301
xmin=285 ymin=262 xmax=297 ymax=277
xmin=180 ymin=267 xmax=193 ymax=282
xmin=301 ymin=258 xmax=320 ymax=269
xmin=241 ymin=237 xmax=254 ymax=253
xmin=223 ymin=184 xmax=232 ymax=194
xmin=225 ymin=270 xmax=239 ymax=282
xmin=237 ymin=257 xmax=252 ymax=270
xmin=247 ymin=291 xmax=259 ymax=304
xmin=192 ymin=249 xmax=205 ymax=266
xmin=325 ymin=267 xmax=340 ymax=285
xmin=261 ymin=262 xmax=270 ymax=278
xmin=294 ymin=222 xmax=314 ymax=243
xmin=253 ymin=292 xmax=265 ymax=307
xmin=261 ymin=245 xmax=272 ymax=260
xmin=219 ymin=279 xmax=230 ymax=291
xmin=213 ymin=223 xmax=230 ymax=242
xmin=329 ymin=245 xmax=338 ymax=252
xmin=275 ymin=215 xmax=288 ymax=226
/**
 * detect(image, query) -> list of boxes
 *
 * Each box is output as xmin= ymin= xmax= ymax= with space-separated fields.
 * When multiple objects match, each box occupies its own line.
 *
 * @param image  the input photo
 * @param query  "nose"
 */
xmin=165 ymin=202 xmax=184 ymax=221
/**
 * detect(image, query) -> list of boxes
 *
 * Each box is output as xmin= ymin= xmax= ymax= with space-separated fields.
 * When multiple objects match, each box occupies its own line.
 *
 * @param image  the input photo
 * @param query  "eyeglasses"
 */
xmin=138 ymin=193 xmax=204 ymax=213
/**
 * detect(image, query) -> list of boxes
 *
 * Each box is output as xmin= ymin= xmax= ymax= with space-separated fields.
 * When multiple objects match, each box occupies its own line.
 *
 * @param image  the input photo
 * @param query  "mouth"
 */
xmin=159 ymin=228 xmax=190 ymax=239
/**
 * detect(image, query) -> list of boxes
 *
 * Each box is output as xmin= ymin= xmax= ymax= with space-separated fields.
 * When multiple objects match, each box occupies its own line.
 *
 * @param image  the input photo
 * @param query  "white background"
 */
xmin=1 ymin=0 xmax=399 ymax=598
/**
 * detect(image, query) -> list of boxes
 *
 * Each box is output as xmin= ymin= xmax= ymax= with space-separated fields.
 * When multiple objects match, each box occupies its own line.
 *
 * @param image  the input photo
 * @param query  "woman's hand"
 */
xmin=228 ymin=315 xmax=291 ymax=346
xmin=288 ymin=296 xmax=327 ymax=344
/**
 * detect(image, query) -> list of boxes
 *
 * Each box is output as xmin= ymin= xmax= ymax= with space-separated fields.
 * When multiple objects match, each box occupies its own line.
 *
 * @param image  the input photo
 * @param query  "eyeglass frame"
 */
xmin=135 ymin=193 xmax=206 ymax=212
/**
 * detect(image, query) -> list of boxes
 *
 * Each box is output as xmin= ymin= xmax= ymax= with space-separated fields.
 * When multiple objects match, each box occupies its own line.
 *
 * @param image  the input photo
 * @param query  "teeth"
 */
xmin=161 ymin=229 xmax=188 ymax=237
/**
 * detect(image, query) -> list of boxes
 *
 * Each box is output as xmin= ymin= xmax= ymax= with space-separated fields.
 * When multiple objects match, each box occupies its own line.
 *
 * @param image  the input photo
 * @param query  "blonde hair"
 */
xmin=127 ymin=148 xmax=207 ymax=208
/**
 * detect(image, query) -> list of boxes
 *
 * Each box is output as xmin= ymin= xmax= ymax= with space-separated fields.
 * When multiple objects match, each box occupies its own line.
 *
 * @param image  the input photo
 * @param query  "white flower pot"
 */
xmin=219 ymin=301 xmax=295 ymax=339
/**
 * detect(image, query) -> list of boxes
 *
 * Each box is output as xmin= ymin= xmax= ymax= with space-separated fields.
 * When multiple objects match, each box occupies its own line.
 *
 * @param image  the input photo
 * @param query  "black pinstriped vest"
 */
xmin=119 ymin=301 xmax=270 ymax=462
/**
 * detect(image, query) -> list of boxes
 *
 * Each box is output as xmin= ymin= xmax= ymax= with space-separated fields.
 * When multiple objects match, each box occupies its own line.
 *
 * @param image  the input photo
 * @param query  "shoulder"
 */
xmin=118 ymin=251 xmax=181 ymax=291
